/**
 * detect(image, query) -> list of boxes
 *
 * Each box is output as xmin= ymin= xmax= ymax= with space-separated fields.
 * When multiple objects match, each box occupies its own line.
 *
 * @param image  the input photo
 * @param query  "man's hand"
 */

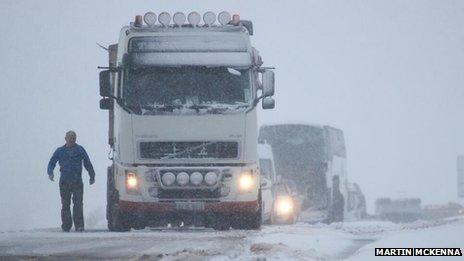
xmin=48 ymin=174 xmax=54 ymax=181
xmin=89 ymin=177 xmax=95 ymax=185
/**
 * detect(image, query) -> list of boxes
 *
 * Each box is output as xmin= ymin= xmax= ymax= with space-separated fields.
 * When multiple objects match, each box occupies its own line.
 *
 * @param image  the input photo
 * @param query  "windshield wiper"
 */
xmin=141 ymin=104 xmax=183 ymax=112
xmin=161 ymin=141 xmax=218 ymax=159
xmin=118 ymin=99 xmax=137 ymax=114
xmin=185 ymin=104 xmax=209 ymax=112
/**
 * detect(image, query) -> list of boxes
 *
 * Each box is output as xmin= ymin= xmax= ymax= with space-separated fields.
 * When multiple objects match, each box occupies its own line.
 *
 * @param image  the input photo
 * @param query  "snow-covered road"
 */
xmin=1 ymin=217 xmax=463 ymax=260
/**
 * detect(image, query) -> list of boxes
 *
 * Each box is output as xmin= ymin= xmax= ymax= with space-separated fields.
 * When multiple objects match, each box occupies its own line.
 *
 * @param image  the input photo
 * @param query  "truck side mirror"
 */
xmin=99 ymin=70 xmax=111 ymax=97
xmin=100 ymin=98 xmax=113 ymax=110
xmin=262 ymin=97 xmax=275 ymax=110
xmin=262 ymin=70 xmax=275 ymax=97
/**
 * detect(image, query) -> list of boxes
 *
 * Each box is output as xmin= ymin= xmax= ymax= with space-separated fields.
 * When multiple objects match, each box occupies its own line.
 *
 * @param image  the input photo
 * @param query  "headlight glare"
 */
xmin=275 ymin=196 xmax=294 ymax=216
xmin=238 ymin=171 xmax=254 ymax=191
xmin=126 ymin=171 xmax=138 ymax=189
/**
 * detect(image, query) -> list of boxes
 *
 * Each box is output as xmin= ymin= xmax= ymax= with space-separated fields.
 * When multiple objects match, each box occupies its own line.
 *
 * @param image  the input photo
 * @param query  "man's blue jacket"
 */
xmin=47 ymin=144 xmax=95 ymax=183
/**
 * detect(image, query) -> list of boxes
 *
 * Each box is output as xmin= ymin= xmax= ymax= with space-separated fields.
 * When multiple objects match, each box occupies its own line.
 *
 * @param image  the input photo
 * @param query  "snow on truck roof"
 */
xmin=125 ymin=25 xmax=250 ymax=35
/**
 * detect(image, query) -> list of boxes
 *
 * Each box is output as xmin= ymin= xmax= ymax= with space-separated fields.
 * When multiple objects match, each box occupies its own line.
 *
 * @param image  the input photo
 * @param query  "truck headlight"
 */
xmin=162 ymin=172 xmax=176 ymax=186
xmin=204 ymin=172 xmax=218 ymax=186
xmin=275 ymin=196 xmax=294 ymax=216
xmin=176 ymin=172 xmax=189 ymax=186
xmin=125 ymin=171 xmax=139 ymax=190
xmin=190 ymin=172 xmax=203 ymax=185
xmin=238 ymin=171 xmax=254 ymax=192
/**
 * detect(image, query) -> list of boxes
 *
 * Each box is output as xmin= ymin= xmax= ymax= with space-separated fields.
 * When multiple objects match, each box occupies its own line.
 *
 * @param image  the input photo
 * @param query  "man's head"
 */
xmin=65 ymin=131 xmax=77 ymax=147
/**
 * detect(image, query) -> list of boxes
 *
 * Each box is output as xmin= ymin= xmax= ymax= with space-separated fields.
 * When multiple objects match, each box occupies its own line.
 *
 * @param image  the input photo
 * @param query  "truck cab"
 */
xmin=99 ymin=12 xmax=275 ymax=231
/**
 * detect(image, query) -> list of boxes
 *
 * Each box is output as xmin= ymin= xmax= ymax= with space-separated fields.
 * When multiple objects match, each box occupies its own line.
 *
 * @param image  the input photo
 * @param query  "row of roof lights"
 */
xmin=134 ymin=11 xmax=240 ymax=27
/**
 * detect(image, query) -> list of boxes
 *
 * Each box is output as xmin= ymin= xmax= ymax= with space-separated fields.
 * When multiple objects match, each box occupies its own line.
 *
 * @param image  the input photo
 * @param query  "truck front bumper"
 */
xmin=119 ymin=200 xmax=259 ymax=214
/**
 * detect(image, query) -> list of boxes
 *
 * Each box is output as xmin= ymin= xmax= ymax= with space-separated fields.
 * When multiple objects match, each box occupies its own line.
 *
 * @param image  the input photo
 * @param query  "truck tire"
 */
xmin=232 ymin=192 xmax=262 ymax=230
xmin=107 ymin=167 xmax=131 ymax=232
xmin=246 ymin=211 xmax=262 ymax=230
xmin=251 ymin=191 xmax=263 ymax=229
xmin=211 ymin=214 xmax=230 ymax=231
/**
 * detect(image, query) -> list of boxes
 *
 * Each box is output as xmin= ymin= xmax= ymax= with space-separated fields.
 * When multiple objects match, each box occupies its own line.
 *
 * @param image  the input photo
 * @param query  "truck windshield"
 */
xmin=123 ymin=67 xmax=252 ymax=114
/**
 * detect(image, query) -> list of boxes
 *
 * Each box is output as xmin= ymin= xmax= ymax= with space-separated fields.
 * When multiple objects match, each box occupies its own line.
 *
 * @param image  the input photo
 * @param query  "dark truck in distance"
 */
xmin=258 ymin=123 xmax=366 ymax=223
xmin=375 ymin=197 xmax=422 ymax=223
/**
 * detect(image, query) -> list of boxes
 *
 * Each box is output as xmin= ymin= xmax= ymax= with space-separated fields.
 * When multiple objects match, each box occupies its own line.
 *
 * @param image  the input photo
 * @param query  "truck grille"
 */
xmin=139 ymin=141 xmax=238 ymax=159
xmin=158 ymin=189 xmax=220 ymax=200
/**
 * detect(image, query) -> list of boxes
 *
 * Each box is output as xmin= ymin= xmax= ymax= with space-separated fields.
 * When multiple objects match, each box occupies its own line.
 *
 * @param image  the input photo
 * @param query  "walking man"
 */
xmin=47 ymin=131 xmax=95 ymax=232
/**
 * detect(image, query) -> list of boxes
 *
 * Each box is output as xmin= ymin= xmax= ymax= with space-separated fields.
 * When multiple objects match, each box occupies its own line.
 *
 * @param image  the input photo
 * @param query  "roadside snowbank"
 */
xmin=348 ymin=217 xmax=464 ymax=260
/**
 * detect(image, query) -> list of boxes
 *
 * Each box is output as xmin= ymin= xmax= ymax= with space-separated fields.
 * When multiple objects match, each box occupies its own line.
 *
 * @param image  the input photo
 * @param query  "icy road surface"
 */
xmin=0 ymin=217 xmax=463 ymax=260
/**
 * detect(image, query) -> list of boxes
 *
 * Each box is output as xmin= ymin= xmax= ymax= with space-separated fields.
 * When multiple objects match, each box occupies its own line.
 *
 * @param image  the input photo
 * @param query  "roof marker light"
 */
xmin=158 ymin=12 xmax=171 ymax=27
xmin=173 ymin=12 xmax=186 ymax=26
xmin=134 ymin=15 xmax=143 ymax=27
xmin=203 ymin=11 xmax=216 ymax=26
xmin=143 ymin=12 xmax=157 ymax=27
xmin=218 ymin=11 xmax=231 ymax=25
xmin=231 ymin=14 xmax=240 ymax=25
xmin=187 ymin=11 xmax=201 ymax=27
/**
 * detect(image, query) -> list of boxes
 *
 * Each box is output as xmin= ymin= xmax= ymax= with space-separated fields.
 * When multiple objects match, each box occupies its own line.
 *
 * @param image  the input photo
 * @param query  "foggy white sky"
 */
xmin=1 ymin=0 xmax=463 ymax=230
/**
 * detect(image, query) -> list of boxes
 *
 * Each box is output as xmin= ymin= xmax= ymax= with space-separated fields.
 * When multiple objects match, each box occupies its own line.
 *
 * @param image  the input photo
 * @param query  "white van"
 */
xmin=258 ymin=143 xmax=277 ymax=223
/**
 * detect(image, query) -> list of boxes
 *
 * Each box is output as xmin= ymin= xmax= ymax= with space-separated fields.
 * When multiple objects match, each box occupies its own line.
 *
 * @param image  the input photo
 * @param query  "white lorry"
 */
xmin=99 ymin=11 xmax=276 ymax=231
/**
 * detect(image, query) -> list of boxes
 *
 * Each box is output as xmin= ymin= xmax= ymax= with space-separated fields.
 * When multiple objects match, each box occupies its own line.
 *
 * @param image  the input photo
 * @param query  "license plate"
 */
xmin=174 ymin=202 xmax=205 ymax=211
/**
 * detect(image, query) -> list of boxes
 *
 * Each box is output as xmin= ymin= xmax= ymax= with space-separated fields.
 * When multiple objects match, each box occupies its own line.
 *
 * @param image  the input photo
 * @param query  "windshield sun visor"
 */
xmin=124 ymin=52 xmax=252 ymax=68
xmin=124 ymin=35 xmax=252 ymax=67
xmin=129 ymin=35 xmax=248 ymax=53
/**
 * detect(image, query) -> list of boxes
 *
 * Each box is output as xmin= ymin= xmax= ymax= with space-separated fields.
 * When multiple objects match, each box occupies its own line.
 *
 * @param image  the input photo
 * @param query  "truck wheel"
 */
xmin=107 ymin=167 xmax=131 ymax=232
xmin=247 ymin=212 xmax=262 ymax=229
xmin=108 ymin=201 xmax=131 ymax=232
xmin=131 ymin=218 xmax=146 ymax=230
xmin=232 ymin=202 xmax=262 ymax=230
xmin=249 ymin=192 xmax=263 ymax=229
xmin=243 ymin=192 xmax=262 ymax=229
xmin=231 ymin=212 xmax=261 ymax=230
xmin=211 ymin=214 xmax=230 ymax=231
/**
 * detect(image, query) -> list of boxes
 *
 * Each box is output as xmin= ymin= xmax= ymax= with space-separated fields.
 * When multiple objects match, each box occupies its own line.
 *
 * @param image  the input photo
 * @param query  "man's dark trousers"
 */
xmin=60 ymin=180 xmax=84 ymax=231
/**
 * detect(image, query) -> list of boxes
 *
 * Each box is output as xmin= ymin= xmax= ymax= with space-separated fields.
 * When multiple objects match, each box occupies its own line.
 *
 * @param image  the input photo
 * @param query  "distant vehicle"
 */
xmin=99 ymin=11 xmax=276 ymax=231
xmin=258 ymin=143 xmax=277 ymax=224
xmin=375 ymin=197 xmax=422 ymax=223
xmin=272 ymin=178 xmax=301 ymax=224
xmin=422 ymin=202 xmax=464 ymax=220
xmin=258 ymin=123 xmax=365 ymax=223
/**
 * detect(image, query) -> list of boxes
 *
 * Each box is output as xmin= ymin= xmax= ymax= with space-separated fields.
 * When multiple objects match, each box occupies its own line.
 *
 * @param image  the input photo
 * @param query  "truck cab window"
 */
xmin=123 ymin=66 xmax=251 ymax=114
xmin=259 ymin=159 xmax=273 ymax=179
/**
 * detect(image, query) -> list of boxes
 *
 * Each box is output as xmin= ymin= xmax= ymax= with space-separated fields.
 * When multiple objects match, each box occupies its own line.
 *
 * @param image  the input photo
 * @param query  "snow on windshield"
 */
xmin=124 ymin=66 xmax=252 ymax=115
